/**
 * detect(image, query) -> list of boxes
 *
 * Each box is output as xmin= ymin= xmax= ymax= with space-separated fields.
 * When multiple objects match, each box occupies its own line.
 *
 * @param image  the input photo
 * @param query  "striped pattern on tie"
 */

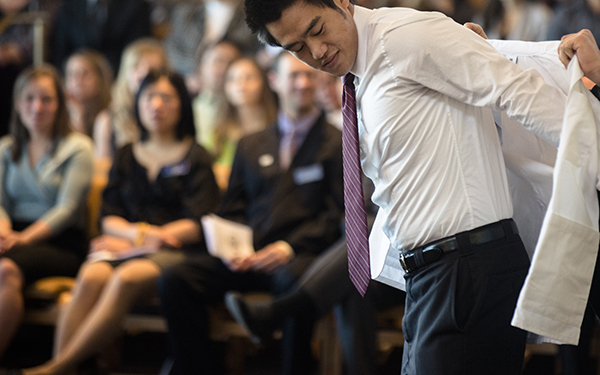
xmin=342 ymin=73 xmax=370 ymax=296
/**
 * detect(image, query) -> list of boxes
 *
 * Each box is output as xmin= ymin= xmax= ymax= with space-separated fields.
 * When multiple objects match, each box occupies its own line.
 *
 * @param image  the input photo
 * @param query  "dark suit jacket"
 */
xmin=51 ymin=0 xmax=151 ymax=74
xmin=219 ymin=114 xmax=344 ymax=255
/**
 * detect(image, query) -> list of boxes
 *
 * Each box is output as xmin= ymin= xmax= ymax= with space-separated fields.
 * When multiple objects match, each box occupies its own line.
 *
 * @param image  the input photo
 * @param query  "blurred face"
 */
xmin=200 ymin=42 xmax=241 ymax=92
xmin=225 ymin=60 xmax=264 ymax=108
xmin=266 ymin=0 xmax=358 ymax=77
xmin=316 ymin=71 xmax=342 ymax=111
xmin=138 ymin=77 xmax=181 ymax=136
xmin=65 ymin=56 xmax=100 ymax=102
xmin=16 ymin=76 xmax=59 ymax=137
xmin=128 ymin=52 xmax=166 ymax=95
xmin=271 ymin=53 xmax=318 ymax=116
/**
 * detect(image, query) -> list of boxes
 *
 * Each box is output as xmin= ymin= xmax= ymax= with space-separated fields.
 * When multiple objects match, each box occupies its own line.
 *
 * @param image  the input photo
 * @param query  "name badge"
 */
xmin=259 ymin=154 xmax=274 ymax=167
xmin=162 ymin=160 xmax=191 ymax=177
xmin=293 ymin=163 xmax=324 ymax=185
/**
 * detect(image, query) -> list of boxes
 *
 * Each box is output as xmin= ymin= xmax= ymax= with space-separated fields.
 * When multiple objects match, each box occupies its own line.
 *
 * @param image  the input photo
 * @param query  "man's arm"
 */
xmin=385 ymin=16 xmax=566 ymax=146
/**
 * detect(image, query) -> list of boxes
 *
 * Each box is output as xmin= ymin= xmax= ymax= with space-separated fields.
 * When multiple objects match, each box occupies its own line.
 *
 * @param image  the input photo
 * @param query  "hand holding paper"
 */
xmin=201 ymin=214 xmax=255 ymax=264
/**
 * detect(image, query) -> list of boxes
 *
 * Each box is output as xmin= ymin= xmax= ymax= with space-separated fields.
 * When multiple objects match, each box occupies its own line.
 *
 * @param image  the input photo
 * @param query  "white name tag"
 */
xmin=293 ymin=163 xmax=324 ymax=185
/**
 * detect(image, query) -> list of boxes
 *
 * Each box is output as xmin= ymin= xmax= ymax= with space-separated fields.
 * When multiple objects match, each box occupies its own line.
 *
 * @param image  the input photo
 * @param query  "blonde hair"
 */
xmin=110 ymin=38 xmax=169 ymax=148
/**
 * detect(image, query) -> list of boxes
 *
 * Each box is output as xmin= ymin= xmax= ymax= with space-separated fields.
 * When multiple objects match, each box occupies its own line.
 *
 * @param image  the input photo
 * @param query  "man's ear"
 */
xmin=335 ymin=0 xmax=351 ymax=12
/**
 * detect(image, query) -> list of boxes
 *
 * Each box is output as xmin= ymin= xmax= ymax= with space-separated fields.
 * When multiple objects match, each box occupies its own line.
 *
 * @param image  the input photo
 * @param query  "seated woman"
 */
xmin=64 ymin=49 xmax=113 ymax=138
xmin=205 ymin=57 xmax=277 ymax=187
xmin=22 ymin=70 xmax=220 ymax=375
xmin=0 ymin=65 xmax=94 ymax=360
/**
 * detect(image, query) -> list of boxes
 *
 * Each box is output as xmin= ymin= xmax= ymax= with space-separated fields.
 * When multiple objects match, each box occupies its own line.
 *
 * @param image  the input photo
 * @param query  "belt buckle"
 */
xmin=399 ymin=252 xmax=411 ymax=273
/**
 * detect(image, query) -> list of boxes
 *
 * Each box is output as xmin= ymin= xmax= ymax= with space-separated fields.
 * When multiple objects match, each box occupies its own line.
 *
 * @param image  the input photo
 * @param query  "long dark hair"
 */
xmin=213 ymin=57 xmax=277 ymax=159
xmin=9 ymin=64 xmax=72 ymax=162
xmin=133 ymin=69 xmax=196 ymax=141
xmin=65 ymin=49 xmax=114 ymax=136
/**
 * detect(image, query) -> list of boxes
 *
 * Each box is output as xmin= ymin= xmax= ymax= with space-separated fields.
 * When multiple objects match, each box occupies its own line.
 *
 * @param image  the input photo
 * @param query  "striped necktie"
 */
xmin=342 ymin=73 xmax=370 ymax=296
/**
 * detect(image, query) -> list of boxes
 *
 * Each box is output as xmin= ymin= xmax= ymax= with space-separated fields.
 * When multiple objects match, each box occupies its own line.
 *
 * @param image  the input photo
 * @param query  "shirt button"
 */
xmin=375 ymin=177 xmax=380 ymax=183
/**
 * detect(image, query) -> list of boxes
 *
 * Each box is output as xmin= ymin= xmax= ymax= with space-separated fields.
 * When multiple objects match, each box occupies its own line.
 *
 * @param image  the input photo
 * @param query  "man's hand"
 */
xmin=464 ymin=22 xmax=488 ymax=39
xmin=559 ymin=29 xmax=600 ymax=86
xmin=226 ymin=241 xmax=294 ymax=273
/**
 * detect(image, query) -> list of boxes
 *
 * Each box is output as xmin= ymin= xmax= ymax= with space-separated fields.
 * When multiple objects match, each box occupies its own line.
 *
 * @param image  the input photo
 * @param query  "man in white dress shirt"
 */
xmin=244 ymin=1 xmax=569 ymax=374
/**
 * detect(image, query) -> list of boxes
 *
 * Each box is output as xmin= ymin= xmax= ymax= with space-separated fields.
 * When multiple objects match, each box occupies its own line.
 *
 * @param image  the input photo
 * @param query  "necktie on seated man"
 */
xmin=342 ymin=73 xmax=370 ymax=296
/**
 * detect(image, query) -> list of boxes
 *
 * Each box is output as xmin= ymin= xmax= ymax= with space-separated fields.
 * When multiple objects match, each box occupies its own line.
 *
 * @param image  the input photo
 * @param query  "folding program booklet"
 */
xmin=201 ymin=214 xmax=255 ymax=261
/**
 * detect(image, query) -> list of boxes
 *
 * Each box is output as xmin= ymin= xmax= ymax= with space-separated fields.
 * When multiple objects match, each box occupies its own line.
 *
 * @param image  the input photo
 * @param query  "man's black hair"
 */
xmin=244 ymin=0 xmax=339 ymax=46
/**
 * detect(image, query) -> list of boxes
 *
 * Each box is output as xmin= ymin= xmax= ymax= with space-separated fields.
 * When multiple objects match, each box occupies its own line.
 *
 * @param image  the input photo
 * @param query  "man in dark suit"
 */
xmin=157 ymin=51 xmax=344 ymax=375
xmin=51 ymin=0 xmax=152 ymax=74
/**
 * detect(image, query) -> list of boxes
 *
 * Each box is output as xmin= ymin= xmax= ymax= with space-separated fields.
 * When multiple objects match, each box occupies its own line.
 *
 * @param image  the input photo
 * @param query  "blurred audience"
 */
xmin=546 ymin=0 xmax=600 ymax=42
xmin=64 ymin=49 xmax=113 ymax=138
xmin=51 ymin=0 xmax=152 ymax=75
xmin=193 ymin=40 xmax=241 ymax=150
xmin=207 ymin=57 xmax=277 ymax=186
xmin=0 ymin=64 xmax=93 ymax=361
xmin=158 ymin=51 xmax=343 ymax=375
xmin=227 ymin=236 xmax=406 ymax=375
xmin=0 ymin=0 xmax=56 ymax=136
xmin=94 ymin=38 xmax=168 ymax=161
xmin=475 ymin=0 xmax=552 ymax=41
xmin=315 ymin=71 xmax=342 ymax=130
xmin=21 ymin=70 xmax=219 ymax=375
xmin=163 ymin=0 xmax=260 ymax=93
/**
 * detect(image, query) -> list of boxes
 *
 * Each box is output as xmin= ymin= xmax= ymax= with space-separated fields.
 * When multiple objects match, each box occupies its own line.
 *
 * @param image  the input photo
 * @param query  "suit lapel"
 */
xmin=271 ymin=114 xmax=324 ymax=205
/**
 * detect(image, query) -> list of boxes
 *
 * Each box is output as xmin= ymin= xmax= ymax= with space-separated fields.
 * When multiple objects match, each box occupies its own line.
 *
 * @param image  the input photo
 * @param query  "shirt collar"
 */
xmin=350 ymin=5 xmax=372 ymax=79
xmin=277 ymin=108 xmax=321 ymax=136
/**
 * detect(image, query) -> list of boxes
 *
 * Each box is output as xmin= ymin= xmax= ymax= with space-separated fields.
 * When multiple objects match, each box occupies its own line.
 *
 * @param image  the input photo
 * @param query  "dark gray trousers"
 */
xmin=401 ymin=222 xmax=529 ymax=375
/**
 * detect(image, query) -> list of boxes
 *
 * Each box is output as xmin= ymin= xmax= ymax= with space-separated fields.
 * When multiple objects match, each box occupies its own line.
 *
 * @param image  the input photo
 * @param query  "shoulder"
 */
xmin=237 ymin=125 xmax=277 ymax=151
xmin=187 ymin=142 xmax=215 ymax=167
xmin=0 ymin=136 xmax=13 ymax=151
xmin=317 ymin=120 xmax=343 ymax=158
xmin=360 ymin=7 xmax=460 ymax=52
xmin=0 ymin=136 xmax=13 ymax=162
xmin=321 ymin=117 xmax=342 ymax=137
xmin=312 ymin=114 xmax=342 ymax=142
xmin=58 ymin=132 xmax=94 ymax=157
xmin=113 ymin=142 xmax=135 ymax=163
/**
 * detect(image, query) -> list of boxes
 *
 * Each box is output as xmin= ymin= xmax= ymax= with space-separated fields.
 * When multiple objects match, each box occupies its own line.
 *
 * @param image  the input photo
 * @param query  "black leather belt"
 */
xmin=399 ymin=219 xmax=518 ymax=274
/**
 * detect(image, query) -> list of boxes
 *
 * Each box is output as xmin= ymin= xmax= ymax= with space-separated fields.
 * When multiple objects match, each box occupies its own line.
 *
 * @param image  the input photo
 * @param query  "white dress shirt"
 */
xmin=351 ymin=6 xmax=566 ymax=254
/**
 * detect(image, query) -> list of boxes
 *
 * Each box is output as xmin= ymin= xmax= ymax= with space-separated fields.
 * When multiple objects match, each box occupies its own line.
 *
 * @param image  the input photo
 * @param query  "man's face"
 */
xmin=265 ymin=0 xmax=358 ymax=77
xmin=271 ymin=53 xmax=319 ymax=115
